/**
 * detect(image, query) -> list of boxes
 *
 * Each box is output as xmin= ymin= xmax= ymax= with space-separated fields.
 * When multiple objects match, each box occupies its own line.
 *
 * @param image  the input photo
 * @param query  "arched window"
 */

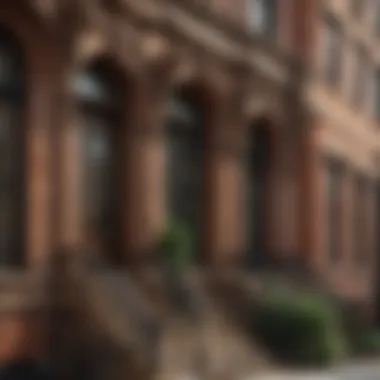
xmin=74 ymin=61 xmax=125 ymax=264
xmin=166 ymin=89 xmax=205 ymax=257
xmin=0 ymin=28 xmax=25 ymax=266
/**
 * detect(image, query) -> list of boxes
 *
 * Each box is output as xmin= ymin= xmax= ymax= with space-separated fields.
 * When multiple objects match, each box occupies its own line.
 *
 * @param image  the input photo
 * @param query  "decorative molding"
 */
xmin=49 ymin=0 xmax=308 ymax=154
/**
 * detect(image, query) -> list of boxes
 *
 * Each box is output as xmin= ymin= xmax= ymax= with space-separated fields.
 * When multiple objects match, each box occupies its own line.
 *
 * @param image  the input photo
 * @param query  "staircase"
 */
xmin=46 ymin=253 xmax=270 ymax=380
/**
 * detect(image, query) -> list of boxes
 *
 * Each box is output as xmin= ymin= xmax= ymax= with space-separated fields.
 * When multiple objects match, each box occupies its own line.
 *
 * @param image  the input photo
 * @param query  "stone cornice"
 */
xmin=50 ymin=0 xmax=300 ymax=88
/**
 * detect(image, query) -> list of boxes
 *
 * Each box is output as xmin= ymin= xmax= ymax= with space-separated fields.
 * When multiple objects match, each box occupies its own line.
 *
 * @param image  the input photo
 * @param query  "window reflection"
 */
xmin=247 ymin=0 xmax=277 ymax=37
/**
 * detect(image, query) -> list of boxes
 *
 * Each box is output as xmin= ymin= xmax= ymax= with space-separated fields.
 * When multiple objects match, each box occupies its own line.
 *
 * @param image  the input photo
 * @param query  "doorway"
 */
xmin=246 ymin=119 xmax=272 ymax=268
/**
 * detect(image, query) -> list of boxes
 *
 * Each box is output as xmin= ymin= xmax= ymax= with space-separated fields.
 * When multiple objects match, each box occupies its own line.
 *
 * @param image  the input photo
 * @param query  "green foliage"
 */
xmin=160 ymin=221 xmax=193 ymax=270
xmin=252 ymin=288 xmax=347 ymax=367
xmin=335 ymin=299 xmax=371 ymax=355
xmin=355 ymin=330 xmax=380 ymax=356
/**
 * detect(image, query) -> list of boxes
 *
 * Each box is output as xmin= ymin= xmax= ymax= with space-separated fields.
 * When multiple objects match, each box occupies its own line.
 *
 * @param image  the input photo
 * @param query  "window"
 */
xmin=352 ymin=47 xmax=369 ymax=108
xmin=74 ymin=61 xmax=125 ymax=263
xmin=322 ymin=17 xmax=342 ymax=87
xmin=375 ymin=0 xmax=380 ymax=36
xmin=353 ymin=175 xmax=369 ymax=265
xmin=325 ymin=160 xmax=344 ymax=263
xmin=247 ymin=0 xmax=277 ymax=37
xmin=0 ymin=29 xmax=25 ymax=267
xmin=166 ymin=90 xmax=205 ymax=257
xmin=351 ymin=0 xmax=367 ymax=20
xmin=374 ymin=68 xmax=380 ymax=119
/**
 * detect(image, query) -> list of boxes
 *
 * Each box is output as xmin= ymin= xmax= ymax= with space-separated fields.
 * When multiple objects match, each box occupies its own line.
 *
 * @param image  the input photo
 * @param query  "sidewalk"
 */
xmin=250 ymin=361 xmax=380 ymax=380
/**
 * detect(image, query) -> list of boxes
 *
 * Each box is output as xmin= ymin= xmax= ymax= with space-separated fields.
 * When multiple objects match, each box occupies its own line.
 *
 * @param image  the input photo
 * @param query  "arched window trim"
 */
xmin=73 ymin=61 xmax=125 ymax=111
xmin=167 ymin=89 xmax=205 ymax=142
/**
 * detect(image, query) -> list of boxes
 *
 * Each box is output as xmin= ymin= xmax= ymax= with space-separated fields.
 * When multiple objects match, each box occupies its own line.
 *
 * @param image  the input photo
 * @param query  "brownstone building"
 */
xmin=0 ymin=0 xmax=379 ymax=368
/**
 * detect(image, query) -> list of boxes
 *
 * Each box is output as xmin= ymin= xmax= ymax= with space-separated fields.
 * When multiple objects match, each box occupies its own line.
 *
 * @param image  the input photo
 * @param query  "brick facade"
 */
xmin=0 ymin=0 xmax=378 ymax=365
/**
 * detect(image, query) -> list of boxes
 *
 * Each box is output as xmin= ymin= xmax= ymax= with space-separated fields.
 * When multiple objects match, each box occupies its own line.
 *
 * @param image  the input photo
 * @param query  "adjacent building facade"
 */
xmin=0 ymin=0 xmax=380 ymax=363
xmin=306 ymin=0 xmax=380 ymax=300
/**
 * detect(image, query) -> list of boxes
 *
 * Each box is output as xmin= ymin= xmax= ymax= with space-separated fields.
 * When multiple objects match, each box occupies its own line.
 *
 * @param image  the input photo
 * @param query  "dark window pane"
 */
xmin=374 ymin=69 xmax=380 ymax=119
xmin=353 ymin=175 xmax=369 ymax=265
xmin=0 ymin=29 xmax=25 ymax=267
xmin=246 ymin=123 xmax=271 ymax=268
xmin=73 ymin=65 xmax=124 ymax=108
xmin=75 ymin=64 xmax=124 ymax=263
xmin=322 ymin=17 xmax=342 ymax=87
xmin=325 ymin=160 xmax=344 ymax=263
xmin=352 ymin=47 xmax=368 ymax=108
xmin=166 ymin=92 xmax=204 ymax=256
xmin=247 ymin=0 xmax=277 ymax=37
xmin=375 ymin=0 xmax=380 ymax=36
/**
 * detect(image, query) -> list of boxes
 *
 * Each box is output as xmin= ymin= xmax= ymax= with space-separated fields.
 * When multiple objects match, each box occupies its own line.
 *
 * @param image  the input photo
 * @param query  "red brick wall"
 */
xmin=0 ymin=311 xmax=45 ymax=363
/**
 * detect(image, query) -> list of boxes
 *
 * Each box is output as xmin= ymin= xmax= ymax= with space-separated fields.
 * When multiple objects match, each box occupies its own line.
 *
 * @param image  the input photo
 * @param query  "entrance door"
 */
xmin=246 ymin=121 xmax=271 ymax=268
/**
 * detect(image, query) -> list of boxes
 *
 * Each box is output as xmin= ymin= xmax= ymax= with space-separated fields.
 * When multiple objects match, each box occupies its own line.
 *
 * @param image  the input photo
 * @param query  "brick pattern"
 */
xmin=0 ymin=0 xmax=378 ymax=364
xmin=0 ymin=312 xmax=45 ymax=363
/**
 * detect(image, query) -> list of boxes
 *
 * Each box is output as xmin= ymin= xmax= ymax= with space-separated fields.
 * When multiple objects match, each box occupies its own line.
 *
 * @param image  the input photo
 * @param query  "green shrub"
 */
xmin=355 ymin=330 xmax=380 ymax=356
xmin=159 ymin=221 xmax=193 ymax=270
xmin=252 ymin=288 xmax=347 ymax=367
xmin=334 ymin=299 xmax=370 ymax=343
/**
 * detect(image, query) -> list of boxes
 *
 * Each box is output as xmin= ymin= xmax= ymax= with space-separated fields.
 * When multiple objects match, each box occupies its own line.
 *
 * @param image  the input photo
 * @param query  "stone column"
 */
xmin=52 ymin=59 xmax=82 ymax=255
xmin=26 ymin=54 xmax=56 ymax=267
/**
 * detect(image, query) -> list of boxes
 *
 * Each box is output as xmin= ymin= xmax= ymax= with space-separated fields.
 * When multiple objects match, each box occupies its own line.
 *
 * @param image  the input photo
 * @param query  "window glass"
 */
xmin=352 ymin=47 xmax=369 ymax=108
xmin=166 ymin=91 xmax=205 ymax=257
xmin=322 ymin=17 xmax=342 ymax=87
xmin=75 ymin=63 xmax=124 ymax=262
xmin=354 ymin=175 xmax=369 ymax=265
xmin=325 ymin=160 xmax=344 ymax=263
xmin=374 ymin=68 xmax=380 ymax=119
xmin=247 ymin=0 xmax=277 ymax=37
xmin=0 ymin=29 xmax=25 ymax=267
